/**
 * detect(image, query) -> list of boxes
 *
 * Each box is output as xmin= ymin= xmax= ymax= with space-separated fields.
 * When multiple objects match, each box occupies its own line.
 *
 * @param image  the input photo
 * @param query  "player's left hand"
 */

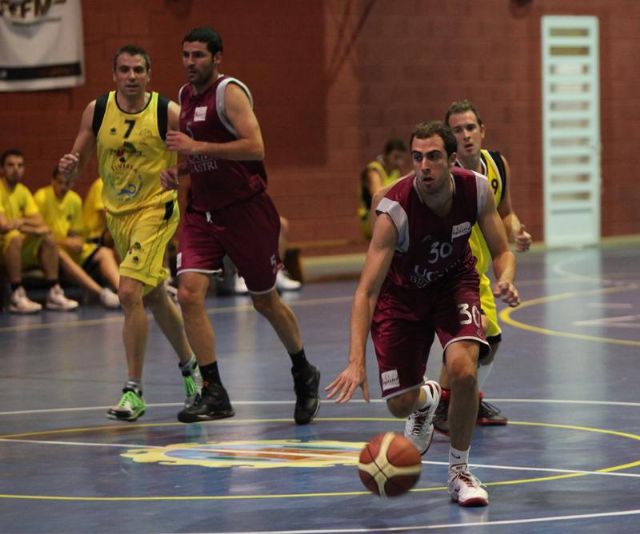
xmin=160 ymin=167 xmax=179 ymax=190
xmin=166 ymin=130 xmax=199 ymax=155
xmin=493 ymin=280 xmax=520 ymax=307
xmin=515 ymin=224 xmax=532 ymax=252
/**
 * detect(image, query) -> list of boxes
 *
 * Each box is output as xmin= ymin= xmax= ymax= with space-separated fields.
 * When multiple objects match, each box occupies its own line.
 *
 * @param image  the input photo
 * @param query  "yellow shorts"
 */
xmin=1 ymin=230 xmax=44 ymax=269
xmin=107 ymin=200 xmax=178 ymax=293
xmin=479 ymin=272 xmax=502 ymax=342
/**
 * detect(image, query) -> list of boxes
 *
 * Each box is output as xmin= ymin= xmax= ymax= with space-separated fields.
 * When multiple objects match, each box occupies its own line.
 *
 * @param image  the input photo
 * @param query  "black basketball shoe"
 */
xmin=292 ymin=364 xmax=320 ymax=425
xmin=177 ymin=382 xmax=235 ymax=423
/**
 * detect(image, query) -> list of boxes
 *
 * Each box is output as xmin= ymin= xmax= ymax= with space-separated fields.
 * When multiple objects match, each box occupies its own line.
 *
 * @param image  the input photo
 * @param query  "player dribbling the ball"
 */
xmin=326 ymin=121 xmax=520 ymax=507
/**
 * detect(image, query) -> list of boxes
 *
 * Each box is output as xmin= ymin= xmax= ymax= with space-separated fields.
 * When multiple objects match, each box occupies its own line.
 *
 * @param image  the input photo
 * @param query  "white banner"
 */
xmin=0 ymin=0 xmax=84 ymax=92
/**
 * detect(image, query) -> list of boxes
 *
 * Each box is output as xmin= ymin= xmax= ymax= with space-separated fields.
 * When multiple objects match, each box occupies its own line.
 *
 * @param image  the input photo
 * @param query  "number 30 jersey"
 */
xmin=376 ymin=167 xmax=489 ymax=290
xmin=95 ymin=91 xmax=176 ymax=215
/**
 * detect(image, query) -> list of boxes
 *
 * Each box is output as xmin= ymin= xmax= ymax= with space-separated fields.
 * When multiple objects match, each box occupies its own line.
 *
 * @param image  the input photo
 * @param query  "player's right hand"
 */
xmin=160 ymin=167 xmax=179 ymax=190
xmin=515 ymin=224 xmax=532 ymax=252
xmin=325 ymin=361 xmax=370 ymax=403
xmin=58 ymin=152 xmax=79 ymax=177
xmin=493 ymin=280 xmax=520 ymax=307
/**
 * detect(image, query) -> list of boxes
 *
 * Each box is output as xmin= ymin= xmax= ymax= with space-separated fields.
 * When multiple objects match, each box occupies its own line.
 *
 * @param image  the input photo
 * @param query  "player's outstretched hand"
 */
xmin=58 ymin=152 xmax=79 ymax=178
xmin=515 ymin=224 xmax=532 ymax=252
xmin=325 ymin=362 xmax=369 ymax=404
xmin=160 ymin=167 xmax=179 ymax=190
xmin=494 ymin=280 xmax=520 ymax=307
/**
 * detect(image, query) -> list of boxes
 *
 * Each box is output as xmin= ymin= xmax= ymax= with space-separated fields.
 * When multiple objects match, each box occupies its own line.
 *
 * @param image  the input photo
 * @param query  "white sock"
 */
xmin=179 ymin=355 xmax=197 ymax=375
xmin=477 ymin=361 xmax=494 ymax=390
xmin=449 ymin=446 xmax=469 ymax=470
xmin=125 ymin=379 xmax=142 ymax=394
xmin=415 ymin=384 xmax=430 ymax=411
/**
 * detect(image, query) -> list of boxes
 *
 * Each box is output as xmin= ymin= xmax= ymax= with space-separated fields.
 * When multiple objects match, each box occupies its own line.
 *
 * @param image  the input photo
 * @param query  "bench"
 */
xmin=284 ymin=238 xmax=368 ymax=283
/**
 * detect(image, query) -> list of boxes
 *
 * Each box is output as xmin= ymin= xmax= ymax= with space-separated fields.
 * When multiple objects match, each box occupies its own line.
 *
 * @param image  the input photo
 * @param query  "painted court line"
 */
xmin=211 ymin=508 xmax=640 ymax=533
xmin=1 ymin=397 xmax=640 ymax=416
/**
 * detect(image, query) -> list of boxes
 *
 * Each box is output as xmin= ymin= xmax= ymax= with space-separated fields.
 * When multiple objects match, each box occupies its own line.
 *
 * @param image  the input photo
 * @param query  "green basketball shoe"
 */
xmin=181 ymin=360 xmax=203 ymax=408
xmin=107 ymin=388 xmax=146 ymax=422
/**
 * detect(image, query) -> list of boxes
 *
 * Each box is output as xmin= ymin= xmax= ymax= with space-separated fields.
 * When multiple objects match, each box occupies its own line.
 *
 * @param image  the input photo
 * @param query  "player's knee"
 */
xmin=448 ymin=367 xmax=477 ymax=393
xmin=386 ymin=390 xmax=419 ymax=418
xmin=118 ymin=284 xmax=142 ymax=309
xmin=251 ymin=291 xmax=277 ymax=316
xmin=177 ymin=283 xmax=203 ymax=310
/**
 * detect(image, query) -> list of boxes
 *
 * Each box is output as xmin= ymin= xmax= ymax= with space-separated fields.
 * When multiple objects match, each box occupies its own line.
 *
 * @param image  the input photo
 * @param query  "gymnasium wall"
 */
xmin=1 ymin=0 xmax=638 ymax=247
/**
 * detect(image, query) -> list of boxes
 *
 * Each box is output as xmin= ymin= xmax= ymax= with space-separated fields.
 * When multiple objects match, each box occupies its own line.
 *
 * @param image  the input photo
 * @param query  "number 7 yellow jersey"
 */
xmin=95 ymin=91 xmax=176 ymax=215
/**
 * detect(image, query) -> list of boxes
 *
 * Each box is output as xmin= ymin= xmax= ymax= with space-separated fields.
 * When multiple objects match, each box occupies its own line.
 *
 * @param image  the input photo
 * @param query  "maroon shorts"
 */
xmin=371 ymin=270 xmax=489 ymax=399
xmin=177 ymin=192 xmax=282 ymax=293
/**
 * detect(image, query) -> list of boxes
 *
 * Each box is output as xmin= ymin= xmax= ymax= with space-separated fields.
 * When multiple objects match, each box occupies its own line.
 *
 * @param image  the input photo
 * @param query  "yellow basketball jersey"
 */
xmin=468 ymin=149 xmax=505 ymax=274
xmin=95 ymin=91 xmax=176 ymax=214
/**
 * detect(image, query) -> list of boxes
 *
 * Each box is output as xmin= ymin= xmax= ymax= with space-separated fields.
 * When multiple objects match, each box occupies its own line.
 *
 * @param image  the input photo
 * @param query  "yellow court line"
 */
xmin=510 ymin=421 xmax=640 ymax=442
xmin=1 ymin=418 xmax=639 ymax=501
xmin=500 ymin=284 xmax=640 ymax=347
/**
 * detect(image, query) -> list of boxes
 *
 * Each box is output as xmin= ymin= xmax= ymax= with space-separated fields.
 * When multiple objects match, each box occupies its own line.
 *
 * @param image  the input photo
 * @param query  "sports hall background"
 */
xmin=1 ymin=0 xmax=638 ymax=251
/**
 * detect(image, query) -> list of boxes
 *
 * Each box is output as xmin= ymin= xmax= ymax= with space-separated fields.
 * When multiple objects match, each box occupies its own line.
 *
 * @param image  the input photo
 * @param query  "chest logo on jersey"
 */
xmin=451 ymin=221 xmax=471 ymax=239
xmin=194 ymin=106 xmax=207 ymax=122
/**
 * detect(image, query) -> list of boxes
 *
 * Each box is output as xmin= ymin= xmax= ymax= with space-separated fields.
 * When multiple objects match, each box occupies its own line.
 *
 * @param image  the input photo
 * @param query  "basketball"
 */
xmin=358 ymin=432 xmax=422 ymax=497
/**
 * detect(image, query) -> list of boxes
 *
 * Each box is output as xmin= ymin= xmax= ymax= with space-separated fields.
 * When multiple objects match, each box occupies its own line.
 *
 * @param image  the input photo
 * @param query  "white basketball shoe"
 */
xmin=404 ymin=380 xmax=441 ymax=455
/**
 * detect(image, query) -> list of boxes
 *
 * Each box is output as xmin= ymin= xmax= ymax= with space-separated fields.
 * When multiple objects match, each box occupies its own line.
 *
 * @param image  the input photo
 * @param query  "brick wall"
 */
xmin=1 ymin=0 xmax=639 ymax=245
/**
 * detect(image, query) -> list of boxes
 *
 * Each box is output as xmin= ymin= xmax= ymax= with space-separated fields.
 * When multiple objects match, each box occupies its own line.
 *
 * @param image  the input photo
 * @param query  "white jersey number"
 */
xmin=428 ymin=241 xmax=453 ymax=264
xmin=458 ymin=303 xmax=482 ymax=326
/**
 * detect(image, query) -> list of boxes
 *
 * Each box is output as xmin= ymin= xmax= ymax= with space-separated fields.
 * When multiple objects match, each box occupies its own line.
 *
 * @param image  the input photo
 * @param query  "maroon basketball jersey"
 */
xmin=178 ymin=76 xmax=268 ymax=211
xmin=376 ymin=167 xmax=490 ymax=290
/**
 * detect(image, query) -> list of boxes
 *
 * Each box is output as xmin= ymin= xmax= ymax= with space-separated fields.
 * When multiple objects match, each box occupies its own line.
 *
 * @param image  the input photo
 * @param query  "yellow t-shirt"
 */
xmin=95 ymin=91 xmax=176 ymax=215
xmin=468 ymin=149 xmax=505 ymax=275
xmin=83 ymin=177 xmax=106 ymax=241
xmin=0 ymin=179 xmax=41 ymax=259
xmin=0 ymin=182 xmax=7 ymax=216
xmin=0 ymin=179 xmax=40 ymax=220
xmin=34 ymin=185 xmax=97 ymax=265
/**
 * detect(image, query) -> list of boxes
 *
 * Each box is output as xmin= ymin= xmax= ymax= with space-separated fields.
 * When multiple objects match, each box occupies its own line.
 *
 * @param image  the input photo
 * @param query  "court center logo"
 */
xmin=122 ymin=439 xmax=365 ymax=469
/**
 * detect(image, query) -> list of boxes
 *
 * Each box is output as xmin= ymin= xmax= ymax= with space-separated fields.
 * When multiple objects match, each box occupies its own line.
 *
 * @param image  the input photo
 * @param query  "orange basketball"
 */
xmin=358 ymin=432 xmax=422 ymax=497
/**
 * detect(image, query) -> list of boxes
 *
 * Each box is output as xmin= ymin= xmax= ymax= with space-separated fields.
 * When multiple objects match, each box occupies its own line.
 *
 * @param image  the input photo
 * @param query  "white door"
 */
xmin=542 ymin=16 xmax=601 ymax=247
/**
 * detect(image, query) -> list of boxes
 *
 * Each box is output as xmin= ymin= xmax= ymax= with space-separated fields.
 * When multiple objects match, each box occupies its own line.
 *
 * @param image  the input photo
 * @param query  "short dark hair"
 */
xmin=384 ymin=138 xmax=407 ymax=155
xmin=444 ymin=99 xmax=483 ymax=126
xmin=113 ymin=44 xmax=151 ymax=72
xmin=183 ymin=27 xmax=223 ymax=55
xmin=409 ymin=121 xmax=457 ymax=157
xmin=1 ymin=148 xmax=23 ymax=166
